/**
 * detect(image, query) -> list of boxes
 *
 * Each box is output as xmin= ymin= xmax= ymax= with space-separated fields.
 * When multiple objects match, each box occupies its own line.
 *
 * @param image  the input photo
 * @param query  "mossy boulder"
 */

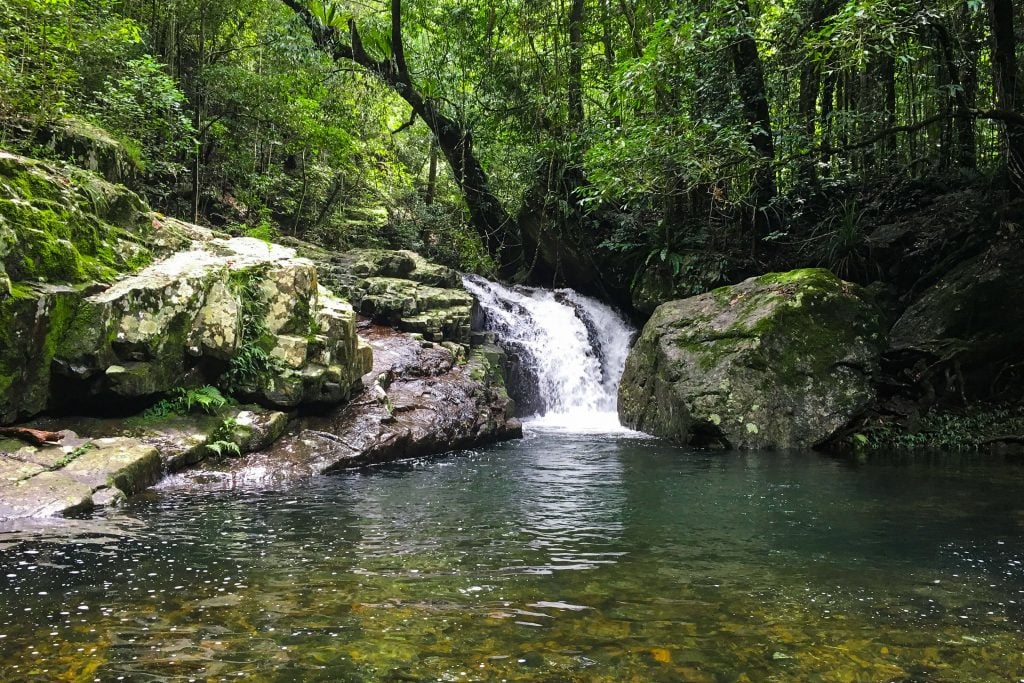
xmin=619 ymin=268 xmax=884 ymax=449
xmin=34 ymin=117 xmax=140 ymax=184
xmin=0 ymin=151 xmax=152 ymax=285
xmin=48 ymin=237 xmax=370 ymax=412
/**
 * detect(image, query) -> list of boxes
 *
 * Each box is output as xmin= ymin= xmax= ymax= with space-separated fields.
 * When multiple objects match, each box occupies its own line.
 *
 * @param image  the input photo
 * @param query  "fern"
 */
xmin=142 ymin=385 xmax=229 ymax=418
xmin=182 ymin=385 xmax=228 ymax=414
xmin=206 ymin=439 xmax=241 ymax=458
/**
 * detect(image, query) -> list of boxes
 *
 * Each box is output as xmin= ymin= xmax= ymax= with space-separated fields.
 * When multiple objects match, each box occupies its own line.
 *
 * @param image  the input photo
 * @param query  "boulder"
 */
xmin=33 ymin=117 xmax=140 ymax=184
xmin=47 ymin=237 xmax=370 ymax=411
xmin=162 ymin=326 xmax=522 ymax=490
xmin=888 ymin=240 xmax=1024 ymax=400
xmin=619 ymin=269 xmax=883 ymax=449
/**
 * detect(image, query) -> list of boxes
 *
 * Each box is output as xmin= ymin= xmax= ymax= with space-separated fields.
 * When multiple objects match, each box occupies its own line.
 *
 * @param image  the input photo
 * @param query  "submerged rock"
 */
xmin=619 ymin=269 xmax=883 ymax=449
xmin=165 ymin=326 xmax=521 ymax=490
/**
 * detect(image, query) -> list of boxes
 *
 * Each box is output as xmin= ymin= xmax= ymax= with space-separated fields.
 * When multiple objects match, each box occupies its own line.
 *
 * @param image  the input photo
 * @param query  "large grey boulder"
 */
xmin=50 ymin=237 xmax=371 ymax=411
xmin=619 ymin=269 xmax=884 ymax=449
xmin=161 ymin=328 xmax=522 ymax=490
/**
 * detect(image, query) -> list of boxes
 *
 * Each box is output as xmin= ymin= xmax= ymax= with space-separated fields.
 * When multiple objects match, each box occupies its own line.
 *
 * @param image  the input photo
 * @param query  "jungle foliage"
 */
xmin=1 ymin=0 xmax=1021 ymax=293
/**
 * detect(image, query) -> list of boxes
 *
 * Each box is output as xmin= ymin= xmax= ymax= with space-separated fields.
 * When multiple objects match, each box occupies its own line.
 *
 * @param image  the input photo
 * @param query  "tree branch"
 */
xmin=778 ymin=109 xmax=1024 ymax=167
xmin=391 ymin=0 xmax=408 ymax=78
xmin=391 ymin=109 xmax=417 ymax=135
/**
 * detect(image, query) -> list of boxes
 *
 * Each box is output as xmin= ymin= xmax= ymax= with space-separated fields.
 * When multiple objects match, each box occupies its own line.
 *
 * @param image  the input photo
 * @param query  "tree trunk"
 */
xmin=933 ymin=17 xmax=977 ymax=170
xmin=798 ymin=59 xmax=820 ymax=182
xmin=728 ymin=0 xmax=775 ymax=237
xmin=282 ymin=0 xmax=522 ymax=278
xmin=568 ymin=0 xmax=585 ymax=127
xmin=820 ymin=65 xmax=836 ymax=171
xmin=985 ymin=0 xmax=1023 ymax=189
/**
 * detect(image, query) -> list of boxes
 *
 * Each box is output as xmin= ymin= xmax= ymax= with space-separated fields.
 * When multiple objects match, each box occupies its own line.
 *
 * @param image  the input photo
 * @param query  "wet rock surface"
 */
xmin=164 ymin=326 xmax=522 ymax=491
xmin=0 ymin=405 xmax=288 ymax=519
xmin=619 ymin=269 xmax=884 ymax=449
xmin=0 ymin=436 xmax=160 ymax=519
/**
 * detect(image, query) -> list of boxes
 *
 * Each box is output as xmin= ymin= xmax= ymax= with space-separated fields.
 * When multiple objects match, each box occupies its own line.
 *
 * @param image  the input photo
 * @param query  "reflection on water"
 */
xmin=2 ymin=432 xmax=1024 ymax=681
xmin=510 ymin=430 xmax=626 ymax=573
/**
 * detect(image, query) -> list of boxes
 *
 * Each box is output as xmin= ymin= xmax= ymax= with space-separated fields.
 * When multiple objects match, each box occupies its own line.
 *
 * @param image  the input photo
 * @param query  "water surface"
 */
xmin=2 ymin=430 xmax=1024 ymax=682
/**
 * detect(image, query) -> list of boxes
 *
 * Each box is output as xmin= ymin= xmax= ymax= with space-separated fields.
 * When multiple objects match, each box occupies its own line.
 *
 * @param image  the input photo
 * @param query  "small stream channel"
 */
xmin=1 ymin=281 xmax=1023 ymax=681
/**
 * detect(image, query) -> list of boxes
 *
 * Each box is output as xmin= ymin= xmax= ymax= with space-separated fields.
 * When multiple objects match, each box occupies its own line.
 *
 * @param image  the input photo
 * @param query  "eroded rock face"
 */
xmin=297 ymin=246 xmax=474 ymax=344
xmin=162 ymin=326 xmax=522 ymax=490
xmin=619 ymin=269 xmax=884 ymax=449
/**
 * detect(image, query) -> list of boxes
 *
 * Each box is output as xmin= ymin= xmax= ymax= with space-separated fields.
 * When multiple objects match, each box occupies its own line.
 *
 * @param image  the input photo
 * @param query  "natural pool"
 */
xmin=2 ymin=428 xmax=1024 ymax=682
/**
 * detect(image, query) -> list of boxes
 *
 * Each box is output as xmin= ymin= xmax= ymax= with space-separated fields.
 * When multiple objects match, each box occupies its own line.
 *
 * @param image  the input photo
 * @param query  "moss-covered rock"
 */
xmin=49 ymin=237 xmax=370 ymax=411
xmin=0 ymin=152 xmax=153 ymax=284
xmin=0 ymin=150 xmax=371 ymax=421
xmin=34 ymin=117 xmax=140 ymax=184
xmin=619 ymin=268 xmax=884 ymax=449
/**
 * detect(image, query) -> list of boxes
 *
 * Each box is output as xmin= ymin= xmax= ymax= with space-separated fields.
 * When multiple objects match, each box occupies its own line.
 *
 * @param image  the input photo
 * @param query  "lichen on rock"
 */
xmin=619 ymin=268 xmax=884 ymax=449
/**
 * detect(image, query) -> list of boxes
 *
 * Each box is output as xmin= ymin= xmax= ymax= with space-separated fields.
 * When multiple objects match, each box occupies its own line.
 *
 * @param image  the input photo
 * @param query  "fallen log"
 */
xmin=0 ymin=427 xmax=65 ymax=447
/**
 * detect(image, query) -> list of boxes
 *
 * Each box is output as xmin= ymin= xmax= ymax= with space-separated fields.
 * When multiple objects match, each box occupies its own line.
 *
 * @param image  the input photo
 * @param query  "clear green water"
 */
xmin=2 ymin=429 xmax=1024 ymax=682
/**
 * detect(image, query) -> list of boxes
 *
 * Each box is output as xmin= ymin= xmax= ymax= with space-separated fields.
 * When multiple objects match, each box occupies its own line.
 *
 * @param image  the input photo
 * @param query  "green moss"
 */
xmin=291 ymin=293 xmax=313 ymax=336
xmin=222 ymin=267 xmax=286 ymax=395
xmin=755 ymin=268 xmax=837 ymax=287
xmin=673 ymin=332 xmax=755 ymax=372
xmin=1 ymin=152 xmax=153 ymax=286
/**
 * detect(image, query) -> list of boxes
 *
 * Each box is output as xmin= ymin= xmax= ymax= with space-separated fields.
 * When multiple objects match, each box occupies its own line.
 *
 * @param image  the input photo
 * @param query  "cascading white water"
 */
xmin=463 ymin=275 xmax=635 ymax=432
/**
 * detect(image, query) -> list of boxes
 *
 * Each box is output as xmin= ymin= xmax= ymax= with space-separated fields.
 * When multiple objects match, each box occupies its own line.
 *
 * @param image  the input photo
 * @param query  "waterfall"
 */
xmin=463 ymin=275 xmax=636 ymax=432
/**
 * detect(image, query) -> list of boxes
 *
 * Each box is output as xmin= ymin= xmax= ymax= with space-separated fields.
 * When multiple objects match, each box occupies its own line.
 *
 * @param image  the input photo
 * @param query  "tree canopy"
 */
xmin=1 ymin=0 xmax=1021 ymax=298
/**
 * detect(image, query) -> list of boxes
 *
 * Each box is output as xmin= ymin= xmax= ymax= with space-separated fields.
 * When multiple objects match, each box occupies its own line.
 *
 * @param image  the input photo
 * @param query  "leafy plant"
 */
xmin=204 ymin=417 xmax=242 ymax=458
xmin=804 ymin=200 xmax=875 ymax=281
xmin=219 ymin=269 xmax=286 ymax=395
xmin=205 ymin=439 xmax=242 ymax=458
xmin=49 ymin=442 xmax=96 ymax=471
xmin=861 ymin=404 xmax=1024 ymax=452
xmin=143 ymin=386 xmax=229 ymax=418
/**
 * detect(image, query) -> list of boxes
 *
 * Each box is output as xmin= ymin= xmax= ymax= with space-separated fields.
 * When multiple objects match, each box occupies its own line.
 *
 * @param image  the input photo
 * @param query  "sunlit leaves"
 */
xmin=307 ymin=0 xmax=349 ymax=29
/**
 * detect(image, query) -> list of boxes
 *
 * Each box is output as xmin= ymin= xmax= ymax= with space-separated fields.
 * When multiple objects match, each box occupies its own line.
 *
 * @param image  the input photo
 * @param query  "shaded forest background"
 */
xmin=1 ymin=0 xmax=1021 ymax=308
